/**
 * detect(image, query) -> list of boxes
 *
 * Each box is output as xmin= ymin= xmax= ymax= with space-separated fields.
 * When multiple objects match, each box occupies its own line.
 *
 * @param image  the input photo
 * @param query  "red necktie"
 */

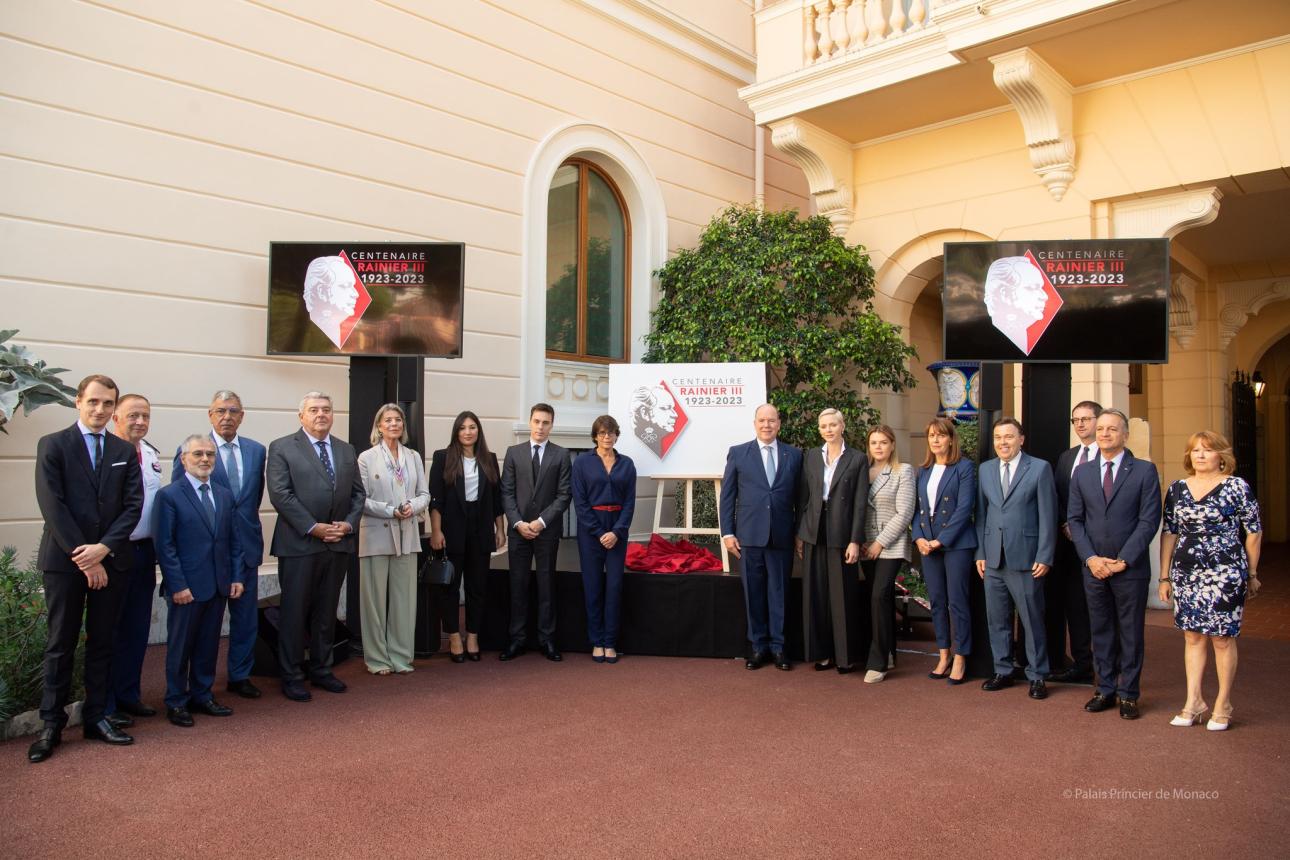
xmin=1103 ymin=461 xmax=1114 ymax=501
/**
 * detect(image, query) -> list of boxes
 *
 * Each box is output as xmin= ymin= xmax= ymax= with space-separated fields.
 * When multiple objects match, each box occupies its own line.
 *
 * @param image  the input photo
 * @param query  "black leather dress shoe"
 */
xmin=27 ymin=727 xmax=61 ymax=763
xmin=981 ymin=674 xmax=1015 ymax=691
xmin=226 ymin=679 xmax=262 ymax=699
xmin=1047 ymin=667 xmax=1094 ymax=684
xmin=1029 ymin=680 xmax=1048 ymax=700
xmin=106 ymin=712 xmax=134 ymax=729
xmin=1084 ymin=692 xmax=1117 ymax=712
xmin=116 ymin=700 xmax=158 ymax=717
xmin=311 ymin=675 xmax=347 ymax=693
xmin=814 ymin=660 xmax=833 ymax=671
xmin=282 ymin=681 xmax=312 ymax=702
xmin=1119 ymin=699 xmax=1140 ymax=720
xmin=745 ymin=650 xmax=769 ymax=670
xmin=836 ymin=665 xmax=856 ymax=675
xmin=84 ymin=718 xmax=134 ymax=745
xmin=773 ymin=652 xmax=791 ymax=671
xmin=167 ymin=707 xmax=194 ymax=727
xmin=542 ymin=643 xmax=563 ymax=662
xmin=190 ymin=698 xmax=233 ymax=717
xmin=499 ymin=643 xmax=526 ymax=661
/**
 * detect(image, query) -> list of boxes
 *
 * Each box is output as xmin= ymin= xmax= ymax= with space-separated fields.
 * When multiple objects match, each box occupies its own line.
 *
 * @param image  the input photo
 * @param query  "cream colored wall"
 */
xmin=0 ymin=0 xmax=808 ymax=556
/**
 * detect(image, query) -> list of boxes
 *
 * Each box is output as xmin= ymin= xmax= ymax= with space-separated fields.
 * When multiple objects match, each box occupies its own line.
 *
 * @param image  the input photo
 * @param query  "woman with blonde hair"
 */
xmin=912 ymin=417 xmax=977 ymax=685
xmin=356 ymin=403 xmax=431 ymax=674
xmin=1159 ymin=430 xmax=1261 ymax=730
xmin=795 ymin=408 xmax=868 ymax=673
xmin=860 ymin=424 xmax=916 ymax=683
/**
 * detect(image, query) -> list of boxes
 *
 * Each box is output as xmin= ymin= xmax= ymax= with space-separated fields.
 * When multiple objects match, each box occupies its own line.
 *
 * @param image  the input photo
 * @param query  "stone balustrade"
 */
xmin=803 ymin=0 xmax=930 ymax=64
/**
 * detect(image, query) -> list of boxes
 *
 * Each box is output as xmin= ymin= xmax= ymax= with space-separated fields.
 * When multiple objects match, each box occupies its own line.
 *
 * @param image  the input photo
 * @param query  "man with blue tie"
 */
xmin=28 ymin=374 xmax=143 ymax=763
xmin=266 ymin=391 xmax=366 ymax=701
xmin=154 ymin=435 xmax=245 ymax=726
xmin=720 ymin=403 xmax=803 ymax=670
xmin=172 ymin=390 xmax=267 ymax=699
xmin=1067 ymin=408 xmax=1161 ymax=720
xmin=975 ymin=417 xmax=1057 ymax=700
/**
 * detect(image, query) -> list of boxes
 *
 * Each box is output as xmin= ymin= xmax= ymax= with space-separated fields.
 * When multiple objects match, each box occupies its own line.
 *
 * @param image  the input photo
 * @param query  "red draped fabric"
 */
xmin=625 ymin=534 xmax=722 ymax=573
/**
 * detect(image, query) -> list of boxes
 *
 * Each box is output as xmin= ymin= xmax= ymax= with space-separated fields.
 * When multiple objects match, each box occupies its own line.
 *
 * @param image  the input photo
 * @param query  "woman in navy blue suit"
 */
xmin=572 ymin=415 xmax=637 ymax=663
xmin=913 ymin=417 xmax=977 ymax=685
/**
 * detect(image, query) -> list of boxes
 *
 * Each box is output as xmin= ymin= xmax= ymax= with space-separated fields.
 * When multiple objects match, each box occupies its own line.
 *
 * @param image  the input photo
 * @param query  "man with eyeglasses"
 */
xmin=1046 ymin=400 xmax=1102 ymax=684
xmin=154 ymin=435 xmax=245 ymax=727
xmin=173 ymin=390 xmax=267 ymax=699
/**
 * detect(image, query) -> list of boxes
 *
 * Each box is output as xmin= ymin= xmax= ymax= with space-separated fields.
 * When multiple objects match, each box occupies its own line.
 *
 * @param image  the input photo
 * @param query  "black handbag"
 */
xmin=419 ymin=548 xmax=455 ymax=586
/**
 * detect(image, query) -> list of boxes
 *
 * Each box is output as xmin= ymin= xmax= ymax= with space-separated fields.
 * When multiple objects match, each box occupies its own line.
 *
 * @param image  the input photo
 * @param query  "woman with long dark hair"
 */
xmin=913 ymin=417 xmax=977 ymax=685
xmin=429 ymin=411 xmax=507 ymax=661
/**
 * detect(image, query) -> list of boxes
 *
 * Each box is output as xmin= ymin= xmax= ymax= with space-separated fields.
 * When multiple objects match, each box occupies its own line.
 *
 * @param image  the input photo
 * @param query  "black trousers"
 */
xmin=802 ymin=513 xmax=863 ymax=667
xmin=860 ymin=557 xmax=901 ymax=672
xmin=439 ymin=510 xmax=491 ymax=635
xmin=276 ymin=552 xmax=347 ymax=683
xmin=40 ymin=567 xmax=127 ymax=727
xmin=507 ymin=533 xmax=558 ymax=646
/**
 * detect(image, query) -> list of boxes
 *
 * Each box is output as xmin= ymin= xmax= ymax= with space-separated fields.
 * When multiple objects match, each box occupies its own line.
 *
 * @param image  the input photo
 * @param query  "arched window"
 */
xmin=545 ymin=158 xmax=630 ymax=362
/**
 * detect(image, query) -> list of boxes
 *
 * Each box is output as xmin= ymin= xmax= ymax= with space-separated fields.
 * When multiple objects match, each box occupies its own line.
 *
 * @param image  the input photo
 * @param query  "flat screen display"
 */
xmin=942 ymin=239 xmax=1169 ymax=363
xmin=267 ymin=242 xmax=464 ymax=357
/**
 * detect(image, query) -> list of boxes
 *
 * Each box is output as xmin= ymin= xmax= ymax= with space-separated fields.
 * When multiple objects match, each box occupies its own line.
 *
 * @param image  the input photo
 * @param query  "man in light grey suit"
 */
xmin=975 ymin=417 xmax=1057 ymax=700
xmin=266 ymin=391 xmax=365 ymax=701
xmin=499 ymin=403 xmax=572 ymax=662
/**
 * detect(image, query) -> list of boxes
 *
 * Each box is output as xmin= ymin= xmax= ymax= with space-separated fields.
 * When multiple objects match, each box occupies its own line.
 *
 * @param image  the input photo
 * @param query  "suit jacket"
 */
xmin=1067 ymin=451 xmax=1161 ymax=580
xmin=719 ymin=439 xmax=802 ymax=549
xmin=35 ymin=424 xmax=144 ymax=574
xmin=500 ymin=440 xmax=572 ymax=539
xmin=912 ymin=457 xmax=978 ymax=551
xmin=975 ymin=452 xmax=1057 ymax=569
xmin=864 ymin=462 xmax=916 ymax=559
xmin=173 ymin=433 xmax=266 ymax=573
xmin=357 ymin=443 xmax=431 ymax=557
xmin=152 ymin=478 xmax=241 ymax=600
xmin=795 ymin=446 xmax=867 ymax=548
xmin=429 ymin=448 xmax=504 ymax=554
xmin=266 ymin=429 xmax=366 ymax=557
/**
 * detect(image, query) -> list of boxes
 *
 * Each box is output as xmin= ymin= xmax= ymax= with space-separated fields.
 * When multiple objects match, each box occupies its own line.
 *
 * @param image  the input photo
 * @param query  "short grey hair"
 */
xmin=817 ymin=407 xmax=844 ymax=427
xmin=210 ymin=389 xmax=242 ymax=406
xmin=180 ymin=433 xmax=214 ymax=454
xmin=298 ymin=390 xmax=332 ymax=413
xmin=1099 ymin=408 xmax=1130 ymax=431
xmin=369 ymin=403 xmax=409 ymax=446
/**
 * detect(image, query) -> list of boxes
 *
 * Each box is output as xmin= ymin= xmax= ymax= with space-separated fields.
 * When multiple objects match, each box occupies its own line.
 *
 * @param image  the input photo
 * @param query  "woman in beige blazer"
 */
xmin=861 ymin=424 xmax=916 ymax=684
xmin=357 ymin=403 xmax=431 ymax=675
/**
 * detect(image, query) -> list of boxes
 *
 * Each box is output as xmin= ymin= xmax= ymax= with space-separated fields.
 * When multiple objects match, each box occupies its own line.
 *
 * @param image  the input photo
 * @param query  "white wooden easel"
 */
xmin=649 ymin=474 xmax=729 ymax=573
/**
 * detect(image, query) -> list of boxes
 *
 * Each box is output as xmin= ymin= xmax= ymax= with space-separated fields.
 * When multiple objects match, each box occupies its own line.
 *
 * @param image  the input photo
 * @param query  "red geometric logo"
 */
xmin=1022 ymin=249 xmax=1063 ymax=354
xmin=336 ymin=250 xmax=372 ymax=348
xmin=630 ymin=379 xmax=689 ymax=458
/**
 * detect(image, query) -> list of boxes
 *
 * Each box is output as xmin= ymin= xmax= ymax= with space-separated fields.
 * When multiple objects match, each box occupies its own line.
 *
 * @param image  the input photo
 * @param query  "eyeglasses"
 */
xmin=1070 ymin=417 xmax=1095 ymax=424
xmin=211 ymin=407 xmax=243 ymax=417
xmin=595 ymin=431 xmax=618 ymax=438
xmin=188 ymin=451 xmax=216 ymax=459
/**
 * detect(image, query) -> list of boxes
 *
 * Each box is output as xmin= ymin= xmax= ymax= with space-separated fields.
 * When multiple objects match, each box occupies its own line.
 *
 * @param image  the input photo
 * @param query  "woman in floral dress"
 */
xmin=1159 ymin=430 xmax=1261 ymax=731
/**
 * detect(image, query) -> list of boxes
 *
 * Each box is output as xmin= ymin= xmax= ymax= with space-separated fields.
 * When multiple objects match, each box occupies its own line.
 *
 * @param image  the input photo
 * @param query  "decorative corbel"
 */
xmin=1169 ymin=272 xmax=1198 ymax=349
xmin=1217 ymin=278 xmax=1290 ymax=350
xmin=990 ymin=48 xmax=1075 ymax=202
xmin=1111 ymin=187 xmax=1222 ymax=239
xmin=769 ymin=117 xmax=853 ymax=236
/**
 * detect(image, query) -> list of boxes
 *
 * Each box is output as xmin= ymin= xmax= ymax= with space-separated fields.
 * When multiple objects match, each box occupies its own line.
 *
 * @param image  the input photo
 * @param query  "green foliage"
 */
xmin=0 ymin=330 xmax=77 ymax=434
xmin=0 ymin=547 xmax=85 ymax=721
xmin=956 ymin=416 xmax=981 ymax=464
xmin=644 ymin=206 xmax=917 ymax=449
xmin=672 ymin=480 xmax=720 ymax=550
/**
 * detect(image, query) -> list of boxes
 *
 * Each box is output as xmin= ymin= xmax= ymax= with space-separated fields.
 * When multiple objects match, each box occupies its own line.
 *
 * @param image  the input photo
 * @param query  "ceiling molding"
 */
xmin=573 ymin=0 xmax=756 ymax=83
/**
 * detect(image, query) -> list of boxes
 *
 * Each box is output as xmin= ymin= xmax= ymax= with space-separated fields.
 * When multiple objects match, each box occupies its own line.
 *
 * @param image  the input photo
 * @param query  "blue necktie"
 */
xmin=224 ymin=442 xmax=241 ymax=496
xmin=763 ymin=445 xmax=776 ymax=486
xmin=199 ymin=483 xmax=216 ymax=530
xmin=91 ymin=433 xmax=103 ymax=470
xmin=317 ymin=440 xmax=335 ymax=486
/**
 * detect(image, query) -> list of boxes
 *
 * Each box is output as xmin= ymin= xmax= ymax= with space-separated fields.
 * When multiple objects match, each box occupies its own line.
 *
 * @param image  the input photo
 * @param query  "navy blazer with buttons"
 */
xmin=719 ymin=439 xmax=802 ymax=549
xmin=152 ymin=477 xmax=243 ymax=601
xmin=912 ymin=457 xmax=978 ymax=551
xmin=1067 ymin=450 xmax=1161 ymax=580
xmin=173 ymin=433 xmax=266 ymax=574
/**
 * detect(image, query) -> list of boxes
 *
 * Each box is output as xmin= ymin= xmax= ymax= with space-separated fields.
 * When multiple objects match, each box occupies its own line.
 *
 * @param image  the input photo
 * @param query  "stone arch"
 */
xmin=874 ymin=228 xmax=994 ymax=330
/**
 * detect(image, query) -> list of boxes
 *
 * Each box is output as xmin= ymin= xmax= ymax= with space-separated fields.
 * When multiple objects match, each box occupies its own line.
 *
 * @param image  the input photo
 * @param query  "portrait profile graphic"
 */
xmin=303 ymin=255 xmax=362 ymax=348
xmin=982 ymin=254 xmax=1059 ymax=355
xmin=631 ymin=383 xmax=684 ymax=457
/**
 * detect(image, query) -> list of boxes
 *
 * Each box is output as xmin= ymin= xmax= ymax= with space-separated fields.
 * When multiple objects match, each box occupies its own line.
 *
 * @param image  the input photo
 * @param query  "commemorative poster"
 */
xmin=266 ymin=242 xmax=465 ymax=357
xmin=942 ymin=239 xmax=1169 ymax=363
xmin=608 ymin=363 xmax=767 ymax=478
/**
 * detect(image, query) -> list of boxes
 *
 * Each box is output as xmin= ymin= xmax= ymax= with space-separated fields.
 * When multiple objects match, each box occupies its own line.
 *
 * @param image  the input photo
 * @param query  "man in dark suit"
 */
xmin=28 ymin=374 xmax=143 ymax=763
xmin=266 ymin=391 xmax=365 ymax=701
xmin=172 ymin=389 xmax=267 ymax=699
xmin=1047 ymin=399 xmax=1101 ymax=684
xmin=499 ymin=403 xmax=572 ymax=661
xmin=720 ymin=403 xmax=803 ymax=671
xmin=154 ymin=434 xmax=245 ymax=727
xmin=1068 ymin=408 xmax=1161 ymax=720
xmin=975 ymin=417 xmax=1057 ymax=700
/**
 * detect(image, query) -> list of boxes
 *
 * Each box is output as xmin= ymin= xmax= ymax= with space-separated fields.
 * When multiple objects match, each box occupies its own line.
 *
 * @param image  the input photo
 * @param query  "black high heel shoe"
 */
xmin=450 ymin=651 xmax=466 ymax=664
xmin=466 ymin=650 xmax=481 ymax=662
xmin=928 ymin=665 xmax=951 ymax=680
xmin=946 ymin=657 xmax=967 ymax=685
